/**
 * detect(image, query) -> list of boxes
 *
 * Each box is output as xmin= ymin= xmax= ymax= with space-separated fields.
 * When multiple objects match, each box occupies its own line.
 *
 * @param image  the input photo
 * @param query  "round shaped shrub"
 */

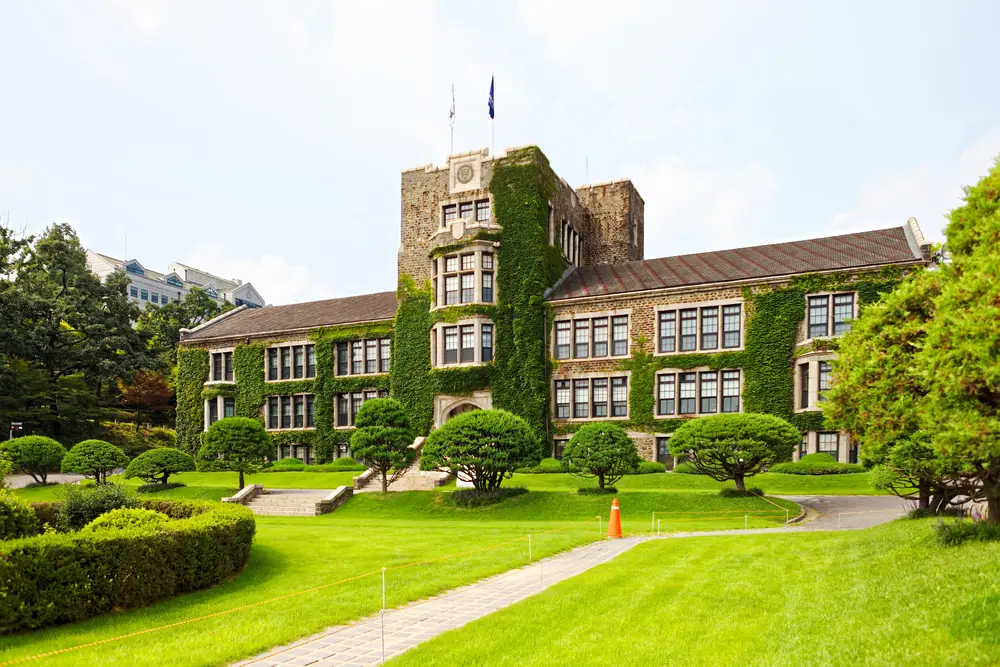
xmin=272 ymin=457 xmax=304 ymax=468
xmin=124 ymin=447 xmax=196 ymax=486
xmin=61 ymin=439 xmax=129 ymax=484
xmin=0 ymin=490 xmax=39 ymax=540
xmin=563 ymin=423 xmax=641 ymax=491
xmin=59 ymin=483 xmax=140 ymax=531
xmin=83 ymin=507 xmax=170 ymax=532
xmin=198 ymin=417 xmax=273 ymax=490
xmin=0 ymin=436 xmax=67 ymax=485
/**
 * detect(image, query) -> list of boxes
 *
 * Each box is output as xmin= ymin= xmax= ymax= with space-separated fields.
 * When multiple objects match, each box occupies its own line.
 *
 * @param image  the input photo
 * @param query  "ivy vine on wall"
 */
xmin=176 ymin=347 xmax=209 ymax=455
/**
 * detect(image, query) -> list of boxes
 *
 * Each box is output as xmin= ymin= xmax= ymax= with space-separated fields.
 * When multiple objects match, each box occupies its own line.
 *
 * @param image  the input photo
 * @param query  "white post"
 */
xmin=598 ymin=515 xmax=602 ymax=536
xmin=380 ymin=567 xmax=386 ymax=664
xmin=744 ymin=515 xmax=748 ymax=530
xmin=528 ymin=534 xmax=532 ymax=562
xmin=651 ymin=512 xmax=655 ymax=533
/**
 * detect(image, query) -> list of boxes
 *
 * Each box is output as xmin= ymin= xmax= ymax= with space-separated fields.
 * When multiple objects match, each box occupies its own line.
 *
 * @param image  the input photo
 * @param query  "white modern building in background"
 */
xmin=86 ymin=251 xmax=266 ymax=311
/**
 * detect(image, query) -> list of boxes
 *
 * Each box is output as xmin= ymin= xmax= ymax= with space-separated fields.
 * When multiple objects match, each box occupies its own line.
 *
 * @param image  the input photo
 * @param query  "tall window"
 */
xmin=481 ymin=323 xmax=493 ymax=362
xmin=700 ymin=307 xmax=719 ymax=350
xmin=460 ymin=325 xmax=475 ymax=362
xmin=223 ymin=397 xmax=235 ymax=418
xmin=658 ymin=311 xmax=676 ymax=353
xmin=799 ymin=435 xmax=808 ymax=459
xmin=721 ymin=370 xmax=740 ymax=413
xmin=334 ymin=390 xmax=389 ymax=427
xmin=678 ymin=373 xmax=697 ymax=414
xmin=476 ymin=199 xmax=491 ymax=222
xmin=481 ymin=272 xmax=493 ymax=303
xmin=459 ymin=202 xmax=473 ymax=219
xmin=306 ymin=395 xmax=315 ymax=428
xmin=293 ymin=346 xmax=304 ymax=379
xmin=592 ymin=378 xmax=608 ymax=417
xmin=336 ymin=342 xmax=348 ymax=375
xmin=442 ymin=204 xmax=457 ymax=226
xmin=555 ymin=380 xmax=570 ymax=418
xmin=443 ymin=327 xmax=458 ymax=364
xmin=555 ymin=322 xmax=571 ymax=360
xmin=592 ymin=318 xmax=608 ymax=357
xmin=460 ymin=273 xmax=475 ymax=303
xmin=680 ymin=309 xmax=698 ymax=351
xmin=351 ymin=341 xmax=363 ymax=374
xmin=818 ymin=432 xmax=839 ymax=461
xmin=366 ymin=340 xmax=378 ymax=374
xmin=612 ymin=378 xmax=628 ymax=416
xmin=818 ymin=361 xmax=833 ymax=402
xmin=833 ymin=294 xmax=854 ymax=335
xmin=208 ymin=399 xmax=218 ymax=425
xmin=445 ymin=276 xmax=458 ymax=305
xmin=574 ymin=320 xmax=590 ymax=358
xmin=293 ymin=395 xmax=304 ymax=428
xmin=573 ymin=380 xmax=590 ymax=418
xmin=612 ymin=316 xmax=629 ymax=356
xmin=657 ymin=374 xmax=675 ymax=416
xmin=281 ymin=347 xmax=291 ymax=380
xmin=379 ymin=339 xmax=391 ymax=373
xmin=306 ymin=345 xmax=316 ymax=378
xmin=280 ymin=396 xmax=291 ymax=429
xmin=268 ymin=397 xmax=279 ymax=429
xmin=722 ymin=305 xmax=741 ymax=348
xmin=808 ymin=296 xmax=830 ymax=338
xmin=267 ymin=345 xmax=315 ymax=381
xmin=699 ymin=372 xmax=718 ymax=413
xmin=799 ymin=364 xmax=810 ymax=409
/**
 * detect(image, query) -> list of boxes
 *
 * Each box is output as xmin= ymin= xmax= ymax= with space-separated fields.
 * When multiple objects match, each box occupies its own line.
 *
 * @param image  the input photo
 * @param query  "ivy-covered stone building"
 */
xmin=177 ymin=146 xmax=932 ymax=465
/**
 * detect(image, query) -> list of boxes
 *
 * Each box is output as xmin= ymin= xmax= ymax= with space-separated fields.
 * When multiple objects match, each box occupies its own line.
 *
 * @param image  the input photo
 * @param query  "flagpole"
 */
xmin=491 ymin=74 xmax=495 ymax=157
xmin=450 ymin=84 xmax=456 ymax=156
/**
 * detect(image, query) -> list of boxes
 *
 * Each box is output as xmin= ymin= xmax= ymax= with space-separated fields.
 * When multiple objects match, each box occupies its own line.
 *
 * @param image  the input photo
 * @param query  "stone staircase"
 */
xmin=353 ymin=437 xmax=452 ymax=493
xmin=225 ymin=486 xmax=353 ymax=517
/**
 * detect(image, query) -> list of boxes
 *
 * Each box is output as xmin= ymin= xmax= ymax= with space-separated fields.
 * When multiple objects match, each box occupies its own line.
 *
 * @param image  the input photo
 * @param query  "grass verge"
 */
xmin=512 ymin=471 xmax=883 ymax=495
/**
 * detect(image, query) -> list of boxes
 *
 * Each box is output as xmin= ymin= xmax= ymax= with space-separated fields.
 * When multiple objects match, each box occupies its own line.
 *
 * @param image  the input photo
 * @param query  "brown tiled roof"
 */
xmin=547 ymin=226 xmax=923 ymax=301
xmin=182 ymin=291 xmax=397 ymax=341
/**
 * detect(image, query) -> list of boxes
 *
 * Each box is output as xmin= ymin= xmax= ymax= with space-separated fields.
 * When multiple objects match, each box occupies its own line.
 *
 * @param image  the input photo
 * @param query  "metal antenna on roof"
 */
xmin=586 ymin=158 xmax=588 ymax=183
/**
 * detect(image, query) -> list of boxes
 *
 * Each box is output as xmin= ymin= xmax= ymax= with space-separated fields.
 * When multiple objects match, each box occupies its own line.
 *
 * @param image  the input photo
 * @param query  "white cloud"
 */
xmin=831 ymin=127 xmax=1000 ymax=244
xmin=625 ymin=156 xmax=780 ymax=258
xmin=182 ymin=243 xmax=329 ymax=306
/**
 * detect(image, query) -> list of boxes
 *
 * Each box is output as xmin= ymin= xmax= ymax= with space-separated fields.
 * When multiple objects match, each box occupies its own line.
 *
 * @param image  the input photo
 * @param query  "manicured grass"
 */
xmin=0 ymin=488 xmax=799 ymax=666
xmin=512 ymin=471 xmax=884 ymax=495
xmin=392 ymin=519 xmax=1000 ymax=667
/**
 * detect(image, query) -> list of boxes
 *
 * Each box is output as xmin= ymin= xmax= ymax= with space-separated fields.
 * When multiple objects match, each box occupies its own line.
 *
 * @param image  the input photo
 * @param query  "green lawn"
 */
xmin=392 ymin=519 xmax=1000 ymax=667
xmin=512 ymin=471 xmax=883 ymax=495
xmin=0 ymin=488 xmax=798 ymax=666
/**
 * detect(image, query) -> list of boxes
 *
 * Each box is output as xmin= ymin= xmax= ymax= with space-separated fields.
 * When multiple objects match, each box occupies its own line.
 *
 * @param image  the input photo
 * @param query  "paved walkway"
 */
xmin=235 ymin=537 xmax=647 ymax=666
xmin=7 ymin=473 xmax=83 ymax=488
xmin=233 ymin=495 xmax=910 ymax=666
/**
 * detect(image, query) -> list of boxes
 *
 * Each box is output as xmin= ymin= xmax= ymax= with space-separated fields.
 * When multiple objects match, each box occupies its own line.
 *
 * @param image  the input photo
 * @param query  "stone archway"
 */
xmin=446 ymin=403 xmax=480 ymax=421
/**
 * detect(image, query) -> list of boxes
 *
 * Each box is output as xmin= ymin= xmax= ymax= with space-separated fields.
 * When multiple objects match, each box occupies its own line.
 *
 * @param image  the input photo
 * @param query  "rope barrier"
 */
xmin=0 ymin=516 xmax=601 ymax=667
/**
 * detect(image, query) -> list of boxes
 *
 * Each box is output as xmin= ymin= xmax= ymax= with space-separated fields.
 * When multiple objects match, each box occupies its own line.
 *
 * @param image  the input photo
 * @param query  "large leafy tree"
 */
xmin=349 ymin=398 xmax=416 ymax=492
xmin=918 ymin=158 xmax=1000 ymax=523
xmin=0 ymin=435 xmax=66 ymax=484
xmin=61 ymin=439 xmax=129 ymax=484
xmin=198 ymin=417 xmax=273 ymax=489
xmin=125 ymin=447 xmax=196 ymax=486
xmin=563 ymin=423 xmax=641 ymax=491
xmin=669 ymin=413 xmax=799 ymax=491
xmin=421 ymin=409 xmax=538 ymax=492
xmin=118 ymin=371 xmax=174 ymax=431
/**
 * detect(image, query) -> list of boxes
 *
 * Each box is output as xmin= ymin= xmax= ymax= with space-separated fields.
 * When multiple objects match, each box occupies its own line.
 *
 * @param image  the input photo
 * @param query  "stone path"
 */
xmin=234 ymin=536 xmax=647 ymax=666
xmin=7 ymin=473 xmax=83 ymax=488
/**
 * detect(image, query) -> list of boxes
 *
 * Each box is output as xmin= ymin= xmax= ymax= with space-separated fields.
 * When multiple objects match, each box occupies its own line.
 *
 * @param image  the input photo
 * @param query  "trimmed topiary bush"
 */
xmin=82 ymin=507 xmax=170 ymax=533
xmin=768 ymin=453 xmax=865 ymax=475
xmin=516 ymin=457 xmax=572 ymax=474
xmin=0 ymin=491 xmax=39 ymax=540
xmin=137 ymin=482 xmax=186 ymax=494
xmin=61 ymin=439 xmax=129 ymax=484
xmin=271 ymin=457 xmax=304 ymax=469
xmin=669 ymin=414 xmax=799 ymax=491
xmin=124 ymin=447 xmax=196 ymax=486
xmin=422 ymin=409 xmax=538 ymax=492
xmin=0 ymin=499 xmax=255 ymax=633
xmin=59 ymin=483 xmax=140 ymax=531
xmin=634 ymin=461 xmax=667 ymax=475
xmin=350 ymin=398 xmax=417 ymax=493
xmin=563 ymin=423 xmax=641 ymax=491
xmin=0 ymin=436 xmax=66 ymax=485
xmin=198 ymin=417 xmax=274 ymax=490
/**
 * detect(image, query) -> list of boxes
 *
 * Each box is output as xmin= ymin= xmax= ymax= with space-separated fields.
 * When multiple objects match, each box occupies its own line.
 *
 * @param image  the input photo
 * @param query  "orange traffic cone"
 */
xmin=608 ymin=498 xmax=623 ymax=539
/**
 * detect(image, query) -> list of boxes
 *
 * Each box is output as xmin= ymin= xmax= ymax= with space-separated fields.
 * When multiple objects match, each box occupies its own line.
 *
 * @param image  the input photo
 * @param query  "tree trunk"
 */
xmin=238 ymin=469 xmax=245 ymax=490
xmin=985 ymin=477 xmax=1000 ymax=525
xmin=734 ymin=472 xmax=746 ymax=492
xmin=135 ymin=406 xmax=142 ymax=433
xmin=918 ymin=480 xmax=930 ymax=510
xmin=381 ymin=471 xmax=388 ymax=493
xmin=598 ymin=474 xmax=605 ymax=491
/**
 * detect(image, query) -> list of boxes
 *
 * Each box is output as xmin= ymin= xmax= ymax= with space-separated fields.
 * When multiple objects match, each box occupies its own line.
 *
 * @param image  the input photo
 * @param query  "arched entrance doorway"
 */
xmin=446 ymin=403 xmax=480 ymax=421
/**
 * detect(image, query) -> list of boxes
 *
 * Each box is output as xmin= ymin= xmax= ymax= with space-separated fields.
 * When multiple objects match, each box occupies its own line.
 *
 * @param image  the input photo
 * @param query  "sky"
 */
xmin=2 ymin=1 xmax=998 ymax=306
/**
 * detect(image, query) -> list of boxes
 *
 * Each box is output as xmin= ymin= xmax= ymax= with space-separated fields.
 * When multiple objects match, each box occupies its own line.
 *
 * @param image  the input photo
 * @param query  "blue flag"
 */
xmin=488 ymin=76 xmax=494 ymax=119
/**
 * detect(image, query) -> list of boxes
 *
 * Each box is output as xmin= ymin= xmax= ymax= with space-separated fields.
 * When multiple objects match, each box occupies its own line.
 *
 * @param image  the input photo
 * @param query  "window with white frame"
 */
xmin=432 ymin=320 xmax=494 ymax=367
xmin=659 ymin=304 xmax=742 ymax=354
xmin=554 ymin=376 xmax=628 ymax=420
xmin=442 ymin=199 xmax=490 ymax=227
xmin=657 ymin=369 xmax=742 ymax=417
xmin=818 ymin=361 xmax=833 ymax=402
xmin=266 ymin=394 xmax=315 ymax=430
xmin=806 ymin=292 xmax=856 ymax=339
xmin=211 ymin=351 xmax=233 ymax=382
xmin=434 ymin=250 xmax=495 ymax=307
xmin=266 ymin=345 xmax=316 ymax=381
xmin=554 ymin=315 xmax=629 ymax=360
xmin=817 ymin=432 xmax=839 ymax=461
xmin=334 ymin=390 xmax=388 ymax=427
xmin=334 ymin=339 xmax=391 ymax=376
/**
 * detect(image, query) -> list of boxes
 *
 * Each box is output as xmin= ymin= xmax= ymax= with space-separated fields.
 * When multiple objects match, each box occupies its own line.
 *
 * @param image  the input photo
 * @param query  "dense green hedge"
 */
xmin=769 ymin=452 xmax=865 ymax=475
xmin=0 ymin=500 xmax=255 ymax=633
xmin=176 ymin=348 xmax=209 ymax=454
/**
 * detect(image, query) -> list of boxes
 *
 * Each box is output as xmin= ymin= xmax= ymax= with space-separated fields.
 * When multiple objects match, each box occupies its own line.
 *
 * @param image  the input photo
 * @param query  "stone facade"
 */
xmin=575 ymin=180 xmax=644 ymax=266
